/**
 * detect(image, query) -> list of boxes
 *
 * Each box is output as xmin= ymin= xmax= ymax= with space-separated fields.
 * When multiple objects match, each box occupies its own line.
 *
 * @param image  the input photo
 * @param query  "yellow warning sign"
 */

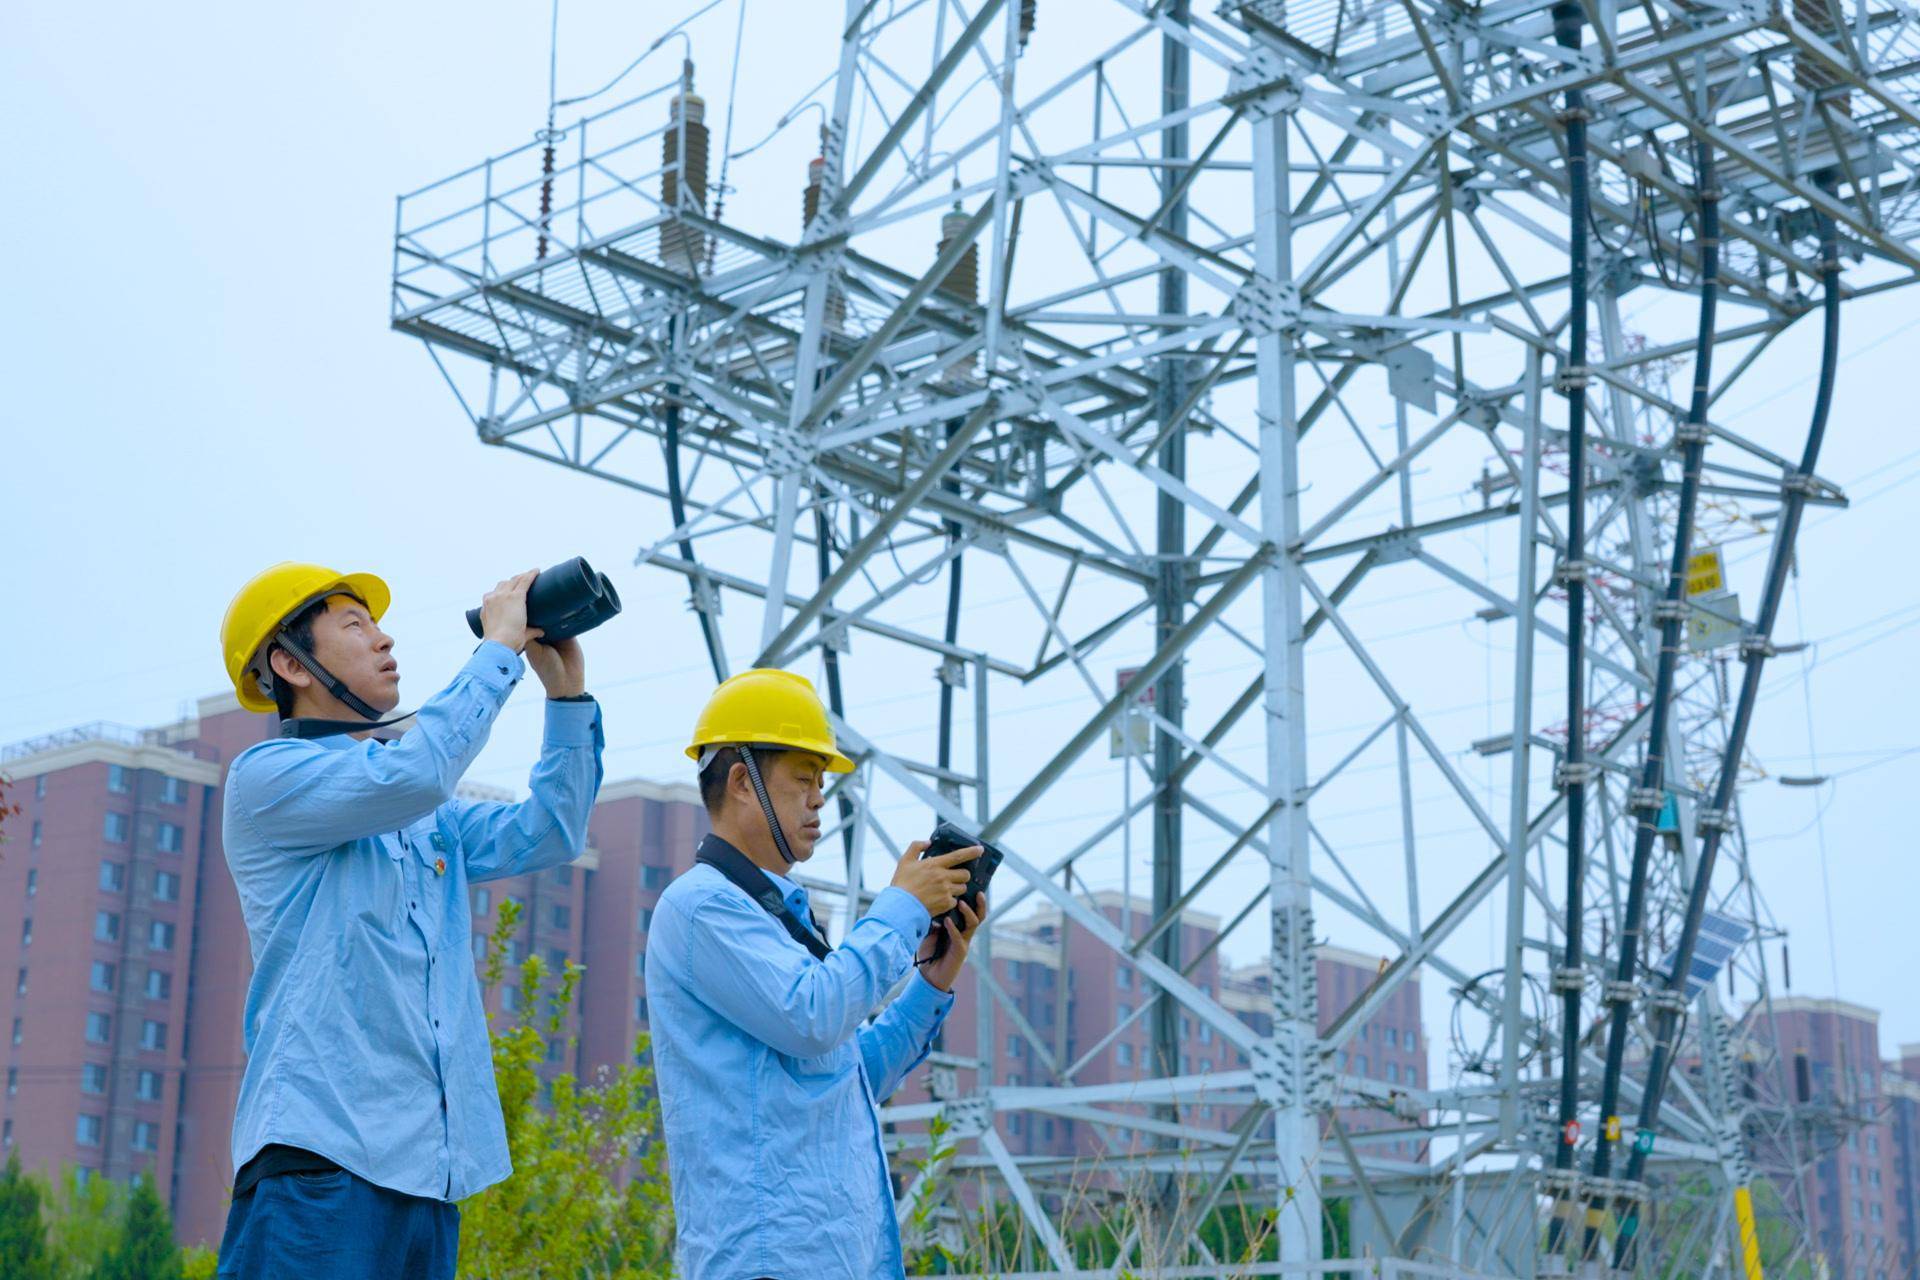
xmin=1686 ymin=546 xmax=1725 ymax=597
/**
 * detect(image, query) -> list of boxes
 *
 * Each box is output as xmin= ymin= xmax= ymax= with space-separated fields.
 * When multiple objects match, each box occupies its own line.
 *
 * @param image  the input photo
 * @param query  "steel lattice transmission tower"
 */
xmin=392 ymin=0 xmax=1920 ymax=1273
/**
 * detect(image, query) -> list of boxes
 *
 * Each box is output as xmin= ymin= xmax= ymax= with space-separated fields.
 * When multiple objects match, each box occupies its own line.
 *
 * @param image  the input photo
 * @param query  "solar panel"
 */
xmin=1659 ymin=910 xmax=1753 ymax=999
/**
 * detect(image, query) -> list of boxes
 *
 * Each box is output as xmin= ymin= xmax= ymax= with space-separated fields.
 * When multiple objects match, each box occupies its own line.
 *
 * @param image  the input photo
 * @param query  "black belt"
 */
xmin=694 ymin=835 xmax=832 ymax=962
xmin=232 ymin=1144 xmax=341 ymax=1197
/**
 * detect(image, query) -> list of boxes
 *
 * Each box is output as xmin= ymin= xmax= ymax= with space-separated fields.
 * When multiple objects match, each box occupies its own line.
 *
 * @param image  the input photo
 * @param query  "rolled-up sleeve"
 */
xmin=458 ymin=697 xmax=605 ymax=883
xmin=228 ymin=641 xmax=526 ymax=858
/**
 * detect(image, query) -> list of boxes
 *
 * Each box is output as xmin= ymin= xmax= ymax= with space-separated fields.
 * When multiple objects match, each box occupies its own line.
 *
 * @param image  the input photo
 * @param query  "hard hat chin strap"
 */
xmin=737 ymin=746 xmax=799 ymax=866
xmin=271 ymin=630 xmax=411 ymax=740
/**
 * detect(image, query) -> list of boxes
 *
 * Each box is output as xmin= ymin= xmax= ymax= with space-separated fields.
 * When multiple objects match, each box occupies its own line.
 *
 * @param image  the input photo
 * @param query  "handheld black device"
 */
xmin=466 ymin=556 xmax=622 ymax=646
xmin=920 ymin=820 xmax=1003 ymax=963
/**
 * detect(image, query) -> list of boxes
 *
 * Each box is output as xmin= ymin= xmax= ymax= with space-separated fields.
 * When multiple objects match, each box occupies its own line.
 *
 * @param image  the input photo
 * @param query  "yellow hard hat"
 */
xmin=220 ymin=563 xmax=391 ymax=713
xmin=686 ymin=668 xmax=855 ymax=773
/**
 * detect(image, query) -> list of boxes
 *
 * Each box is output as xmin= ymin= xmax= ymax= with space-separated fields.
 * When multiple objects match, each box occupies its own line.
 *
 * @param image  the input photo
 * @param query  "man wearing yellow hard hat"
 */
xmin=646 ymin=668 xmax=988 ymax=1278
xmin=212 ymin=562 xmax=604 ymax=1280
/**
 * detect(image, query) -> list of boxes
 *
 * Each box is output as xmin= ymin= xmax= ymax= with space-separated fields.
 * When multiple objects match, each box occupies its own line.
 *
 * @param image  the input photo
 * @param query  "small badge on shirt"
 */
xmin=434 ymin=857 xmax=447 ymax=877
xmin=431 ymin=833 xmax=448 ymax=852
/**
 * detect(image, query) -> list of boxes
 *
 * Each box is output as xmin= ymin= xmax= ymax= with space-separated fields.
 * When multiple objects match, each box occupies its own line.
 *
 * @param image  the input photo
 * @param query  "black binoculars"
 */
xmin=466 ymin=556 xmax=623 ymax=645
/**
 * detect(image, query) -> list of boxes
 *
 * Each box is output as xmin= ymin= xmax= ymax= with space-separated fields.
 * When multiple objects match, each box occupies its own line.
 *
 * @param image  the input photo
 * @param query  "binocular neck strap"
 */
xmin=738 ymin=746 xmax=798 ymax=866
xmin=272 ymin=630 xmax=395 ymax=730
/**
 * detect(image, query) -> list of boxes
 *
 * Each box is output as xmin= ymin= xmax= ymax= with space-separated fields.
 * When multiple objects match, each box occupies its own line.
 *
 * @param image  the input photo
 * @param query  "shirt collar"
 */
xmin=705 ymin=834 xmax=809 ymax=915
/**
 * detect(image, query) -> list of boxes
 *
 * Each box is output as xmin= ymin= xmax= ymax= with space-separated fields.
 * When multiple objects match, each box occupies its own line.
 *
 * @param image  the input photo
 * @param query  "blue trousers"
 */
xmin=217 ymin=1168 xmax=459 ymax=1279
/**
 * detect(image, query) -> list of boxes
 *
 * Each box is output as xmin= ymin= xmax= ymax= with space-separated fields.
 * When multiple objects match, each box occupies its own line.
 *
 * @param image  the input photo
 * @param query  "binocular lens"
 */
xmin=466 ymin=556 xmax=623 ymax=645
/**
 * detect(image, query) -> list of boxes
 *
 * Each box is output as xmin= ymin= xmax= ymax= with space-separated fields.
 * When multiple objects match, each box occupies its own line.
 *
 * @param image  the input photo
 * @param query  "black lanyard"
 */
xmin=694 ymin=835 xmax=832 ymax=962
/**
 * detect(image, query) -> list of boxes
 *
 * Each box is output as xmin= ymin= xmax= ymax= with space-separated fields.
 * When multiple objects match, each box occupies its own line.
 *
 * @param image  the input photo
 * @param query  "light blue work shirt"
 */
xmin=646 ymin=844 xmax=955 ymax=1279
xmin=222 ymin=640 xmax=604 ymax=1201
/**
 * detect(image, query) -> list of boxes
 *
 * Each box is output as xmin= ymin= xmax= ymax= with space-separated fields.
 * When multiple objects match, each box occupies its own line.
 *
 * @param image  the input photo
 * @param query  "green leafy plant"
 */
xmin=455 ymin=896 xmax=675 ymax=1279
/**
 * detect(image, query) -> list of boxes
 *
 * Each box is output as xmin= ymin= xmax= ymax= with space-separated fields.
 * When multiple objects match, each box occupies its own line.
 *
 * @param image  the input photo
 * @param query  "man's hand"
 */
xmin=526 ymin=635 xmax=586 ymax=699
xmin=890 ymin=840 xmax=979 ymax=919
xmin=479 ymin=571 xmax=541 ymax=653
xmin=918 ymin=894 xmax=986 ymax=992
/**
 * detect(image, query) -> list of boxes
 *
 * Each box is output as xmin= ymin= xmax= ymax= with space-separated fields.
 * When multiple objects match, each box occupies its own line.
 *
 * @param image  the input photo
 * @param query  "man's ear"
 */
xmin=727 ymin=761 xmax=753 ymax=808
xmin=267 ymin=646 xmax=312 ymax=690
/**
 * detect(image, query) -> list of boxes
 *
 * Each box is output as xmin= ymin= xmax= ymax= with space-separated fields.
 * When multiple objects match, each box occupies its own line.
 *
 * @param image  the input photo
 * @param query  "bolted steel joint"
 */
xmin=1673 ymin=420 xmax=1711 ymax=446
xmin=1652 ymin=598 xmax=1688 ymax=624
xmin=1604 ymin=979 xmax=1640 ymax=1006
xmin=1628 ymin=786 xmax=1664 ymax=814
xmin=1555 ymin=761 xmax=1597 ymax=790
xmin=1556 ymin=105 xmax=1593 ymax=124
xmin=1555 ymin=364 xmax=1591 ymax=393
xmin=1781 ymin=472 xmax=1822 ymax=498
xmin=1696 ymin=807 xmax=1734 ymax=835
xmin=1740 ymin=635 xmax=1776 ymax=661
xmin=1651 ymin=988 xmax=1690 ymax=1015
xmin=1554 ymin=558 xmax=1591 ymax=587
xmin=1551 ymin=966 xmax=1588 ymax=995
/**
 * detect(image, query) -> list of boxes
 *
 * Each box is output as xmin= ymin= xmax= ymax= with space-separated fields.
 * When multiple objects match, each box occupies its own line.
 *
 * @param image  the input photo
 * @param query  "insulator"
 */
xmin=937 ymin=207 xmax=979 ymax=305
xmin=1019 ymin=0 xmax=1038 ymax=49
xmin=660 ymin=91 xmax=710 ymax=273
xmin=802 ymin=156 xmax=845 ymax=333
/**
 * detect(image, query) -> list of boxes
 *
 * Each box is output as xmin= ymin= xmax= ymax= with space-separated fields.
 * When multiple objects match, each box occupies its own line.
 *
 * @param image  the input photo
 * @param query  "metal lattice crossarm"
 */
xmin=394 ymin=0 xmax=1920 ymax=1273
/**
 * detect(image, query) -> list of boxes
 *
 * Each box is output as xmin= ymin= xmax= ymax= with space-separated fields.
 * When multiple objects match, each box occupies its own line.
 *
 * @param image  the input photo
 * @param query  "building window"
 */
xmin=1357 ymin=1054 xmax=1369 ymax=1075
xmin=471 ymin=935 xmax=487 ymax=961
xmin=90 ymin=962 xmax=115 ymax=993
xmin=1008 ymin=959 xmax=1022 ymax=981
xmin=34 ymin=775 xmax=45 ymax=799
xmin=502 ymin=986 xmax=521 ymax=1013
xmin=136 ymin=1070 xmax=163 ymax=1102
xmin=132 ymin=1121 xmax=158 ymax=1152
xmin=76 ymin=1115 xmax=103 ymax=1147
xmin=103 ymin=812 xmax=129 ymax=843
xmin=144 ymin=970 xmax=171 ymax=1001
xmin=153 ymin=871 xmax=180 ymax=903
xmin=636 ymin=953 xmax=646 ymax=979
xmin=24 ymin=869 xmax=35 ymax=895
xmin=108 ymin=765 xmax=131 ymax=794
xmin=1870 ymin=1202 xmax=1883 ymax=1222
xmin=5 ymin=1068 xmax=14 ymax=1096
xmin=1386 ymin=1026 xmax=1399 ymax=1047
xmin=642 ymin=865 xmax=667 ymax=890
xmin=29 ymin=821 xmax=40 ymax=849
xmin=13 ymin=968 xmax=24 ymax=998
xmin=81 ymin=1063 xmax=108 ymax=1095
xmin=160 ymin=777 xmax=187 ymax=805
xmin=95 ymin=911 xmax=120 ymax=942
xmin=551 ymin=905 xmax=571 ymax=930
xmin=1117 ymin=1002 xmax=1131 ymax=1021
xmin=1117 ymin=1043 xmax=1133 ymax=1067
xmin=473 ymin=889 xmax=491 ymax=916
xmin=1043 ymin=1118 xmax=1055 ymax=1141
xmin=1387 ymin=1062 xmax=1399 ymax=1083
xmin=1867 ymin=1133 xmax=1879 ymax=1156
xmin=638 ymin=907 xmax=654 ymax=932
xmin=9 ymin=1018 xmax=19 ymax=1046
xmin=140 ymin=1020 xmax=167 ymax=1052
xmin=100 ymin=860 xmax=125 ymax=892
xmin=1008 ymin=1034 xmax=1022 ymax=1059
xmin=635 ymin=996 xmax=649 ymax=1022
xmin=507 ymin=940 xmax=526 ymax=965
xmin=18 ymin=918 xmax=28 ymax=947
xmin=1118 ymin=968 xmax=1132 ymax=989
xmin=1200 ymin=1023 xmax=1212 ymax=1045
xmin=551 ymin=864 xmax=573 ymax=886
xmin=148 ymin=921 xmax=175 ymax=952
xmin=156 ymin=822 xmax=183 ymax=854
xmin=85 ymin=1012 xmax=111 ymax=1043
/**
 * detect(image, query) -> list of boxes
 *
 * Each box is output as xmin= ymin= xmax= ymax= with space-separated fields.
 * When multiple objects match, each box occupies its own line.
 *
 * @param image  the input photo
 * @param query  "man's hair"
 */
xmin=698 ymin=746 xmax=744 ymax=817
xmin=266 ymin=597 xmax=334 ymax=720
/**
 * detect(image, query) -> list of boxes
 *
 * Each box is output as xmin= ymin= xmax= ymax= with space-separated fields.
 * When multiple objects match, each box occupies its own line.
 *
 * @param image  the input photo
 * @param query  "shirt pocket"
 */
xmin=779 ymin=1039 xmax=852 ymax=1086
xmin=344 ymin=835 xmax=406 ymax=934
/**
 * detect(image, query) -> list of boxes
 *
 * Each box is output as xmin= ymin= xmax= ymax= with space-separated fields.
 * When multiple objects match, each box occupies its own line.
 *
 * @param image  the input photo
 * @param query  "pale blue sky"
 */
xmin=3 ymin=1 xmax=1916 ymax=1056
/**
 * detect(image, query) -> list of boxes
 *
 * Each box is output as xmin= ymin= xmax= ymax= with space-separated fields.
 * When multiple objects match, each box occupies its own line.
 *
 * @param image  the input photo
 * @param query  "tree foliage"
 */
xmin=455 ymin=896 xmax=676 ymax=1279
xmin=0 ymin=1150 xmax=55 ymax=1280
